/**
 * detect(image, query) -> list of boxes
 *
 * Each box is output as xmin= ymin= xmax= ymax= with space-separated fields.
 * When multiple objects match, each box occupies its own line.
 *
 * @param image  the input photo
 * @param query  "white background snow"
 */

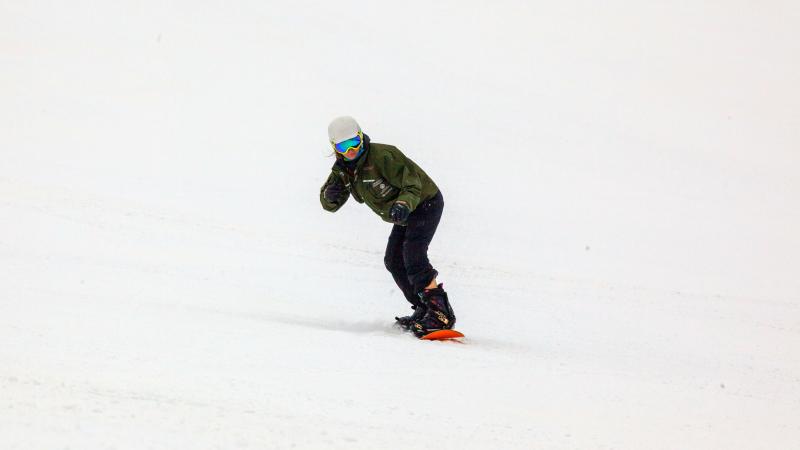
xmin=2 ymin=1 xmax=799 ymax=448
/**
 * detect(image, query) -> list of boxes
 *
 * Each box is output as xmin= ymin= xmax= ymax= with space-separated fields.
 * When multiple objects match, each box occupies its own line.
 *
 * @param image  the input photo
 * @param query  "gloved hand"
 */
xmin=323 ymin=182 xmax=345 ymax=203
xmin=389 ymin=202 xmax=411 ymax=225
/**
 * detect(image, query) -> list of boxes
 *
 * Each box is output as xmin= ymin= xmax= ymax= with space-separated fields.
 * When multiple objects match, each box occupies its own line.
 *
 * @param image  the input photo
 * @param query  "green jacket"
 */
xmin=319 ymin=141 xmax=439 ymax=223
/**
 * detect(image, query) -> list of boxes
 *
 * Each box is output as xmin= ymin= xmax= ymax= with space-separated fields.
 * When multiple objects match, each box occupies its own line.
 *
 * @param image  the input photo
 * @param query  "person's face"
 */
xmin=341 ymin=146 xmax=361 ymax=160
xmin=334 ymin=133 xmax=362 ymax=161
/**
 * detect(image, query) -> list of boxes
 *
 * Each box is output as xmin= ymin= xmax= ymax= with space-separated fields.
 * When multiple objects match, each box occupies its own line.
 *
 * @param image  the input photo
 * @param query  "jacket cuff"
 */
xmin=396 ymin=193 xmax=419 ymax=211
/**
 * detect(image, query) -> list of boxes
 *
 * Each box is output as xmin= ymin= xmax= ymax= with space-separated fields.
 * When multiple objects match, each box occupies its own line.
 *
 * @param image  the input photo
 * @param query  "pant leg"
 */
xmin=402 ymin=191 xmax=444 ymax=294
xmin=384 ymin=224 xmax=421 ymax=306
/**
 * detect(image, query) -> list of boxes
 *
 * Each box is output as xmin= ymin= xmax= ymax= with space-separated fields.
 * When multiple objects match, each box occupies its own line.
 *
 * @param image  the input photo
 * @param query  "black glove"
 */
xmin=389 ymin=202 xmax=411 ymax=224
xmin=323 ymin=182 xmax=345 ymax=203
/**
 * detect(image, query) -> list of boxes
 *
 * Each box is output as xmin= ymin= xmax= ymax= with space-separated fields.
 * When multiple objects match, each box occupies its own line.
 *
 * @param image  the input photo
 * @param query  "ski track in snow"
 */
xmin=2 ymin=175 xmax=799 ymax=449
xmin=3 ymin=1 xmax=800 ymax=448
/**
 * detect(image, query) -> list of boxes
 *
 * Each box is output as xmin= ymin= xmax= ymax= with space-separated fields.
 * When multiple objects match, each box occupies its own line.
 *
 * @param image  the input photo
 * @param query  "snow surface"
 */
xmin=2 ymin=1 xmax=799 ymax=449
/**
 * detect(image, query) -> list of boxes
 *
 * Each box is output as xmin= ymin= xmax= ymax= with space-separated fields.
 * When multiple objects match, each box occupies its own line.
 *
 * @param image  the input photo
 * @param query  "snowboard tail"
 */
xmin=419 ymin=329 xmax=464 ymax=340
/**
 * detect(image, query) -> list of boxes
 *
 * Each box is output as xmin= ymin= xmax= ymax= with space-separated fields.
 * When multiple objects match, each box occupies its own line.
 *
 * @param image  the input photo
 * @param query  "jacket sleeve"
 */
xmin=320 ymin=171 xmax=349 ymax=212
xmin=379 ymin=149 xmax=423 ymax=212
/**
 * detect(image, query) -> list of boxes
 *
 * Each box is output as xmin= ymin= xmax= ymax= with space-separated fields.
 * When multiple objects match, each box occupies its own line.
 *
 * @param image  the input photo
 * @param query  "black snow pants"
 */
xmin=384 ymin=190 xmax=444 ymax=307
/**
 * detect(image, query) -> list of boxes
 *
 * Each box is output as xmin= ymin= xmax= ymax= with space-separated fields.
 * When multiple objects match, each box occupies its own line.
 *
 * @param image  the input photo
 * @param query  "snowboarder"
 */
xmin=319 ymin=116 xmax=456 ymax=338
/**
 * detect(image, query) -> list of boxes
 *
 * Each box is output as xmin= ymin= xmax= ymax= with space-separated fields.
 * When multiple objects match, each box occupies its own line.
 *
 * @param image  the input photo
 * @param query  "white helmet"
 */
xmin=328 ymin=116 xmax=361 ymax=144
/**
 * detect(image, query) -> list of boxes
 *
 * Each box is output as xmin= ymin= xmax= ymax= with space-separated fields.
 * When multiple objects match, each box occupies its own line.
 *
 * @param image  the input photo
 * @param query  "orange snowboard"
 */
xmin=420 ymin=329 xmax=465 ymax=340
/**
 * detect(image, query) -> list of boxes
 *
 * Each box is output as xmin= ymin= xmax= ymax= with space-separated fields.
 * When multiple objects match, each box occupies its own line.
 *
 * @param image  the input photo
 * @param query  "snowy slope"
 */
xmin=2 ymin=1 xmax=799 ymax=449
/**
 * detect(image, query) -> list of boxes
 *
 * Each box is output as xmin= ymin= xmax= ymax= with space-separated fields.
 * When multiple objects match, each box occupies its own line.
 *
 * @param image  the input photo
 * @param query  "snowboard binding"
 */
xmin=410 ymin=284 xmax=456 ymax=338
xmin=395 ymin=304 xmax=427 ymax=331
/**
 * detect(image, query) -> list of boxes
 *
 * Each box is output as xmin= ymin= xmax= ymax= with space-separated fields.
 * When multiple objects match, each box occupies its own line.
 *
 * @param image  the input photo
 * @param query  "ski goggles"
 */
xmin=333 ymin=133 xmax=362 ymax=154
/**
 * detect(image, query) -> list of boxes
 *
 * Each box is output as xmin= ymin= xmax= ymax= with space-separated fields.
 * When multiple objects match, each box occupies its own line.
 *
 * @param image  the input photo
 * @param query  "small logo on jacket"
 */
xmin=369 ymin=178 xmax=395 ymax=197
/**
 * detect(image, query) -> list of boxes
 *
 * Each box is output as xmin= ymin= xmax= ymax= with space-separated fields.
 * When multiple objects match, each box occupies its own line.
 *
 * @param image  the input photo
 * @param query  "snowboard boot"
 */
xmin=394 ymin=304 xmax=427 ymax=330
xmin=411 ymin=284 xmax=456 ymax=338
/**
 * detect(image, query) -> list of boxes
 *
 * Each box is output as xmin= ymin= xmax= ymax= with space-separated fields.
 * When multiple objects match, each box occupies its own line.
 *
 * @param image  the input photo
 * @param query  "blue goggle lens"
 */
xmin=334 ymin=135 xmax=361 ymax=153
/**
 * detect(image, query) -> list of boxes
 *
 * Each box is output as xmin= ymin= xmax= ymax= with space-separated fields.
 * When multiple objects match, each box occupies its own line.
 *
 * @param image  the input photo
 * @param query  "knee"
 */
xmin=384 ymin=251 xmax=402 ymax=272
